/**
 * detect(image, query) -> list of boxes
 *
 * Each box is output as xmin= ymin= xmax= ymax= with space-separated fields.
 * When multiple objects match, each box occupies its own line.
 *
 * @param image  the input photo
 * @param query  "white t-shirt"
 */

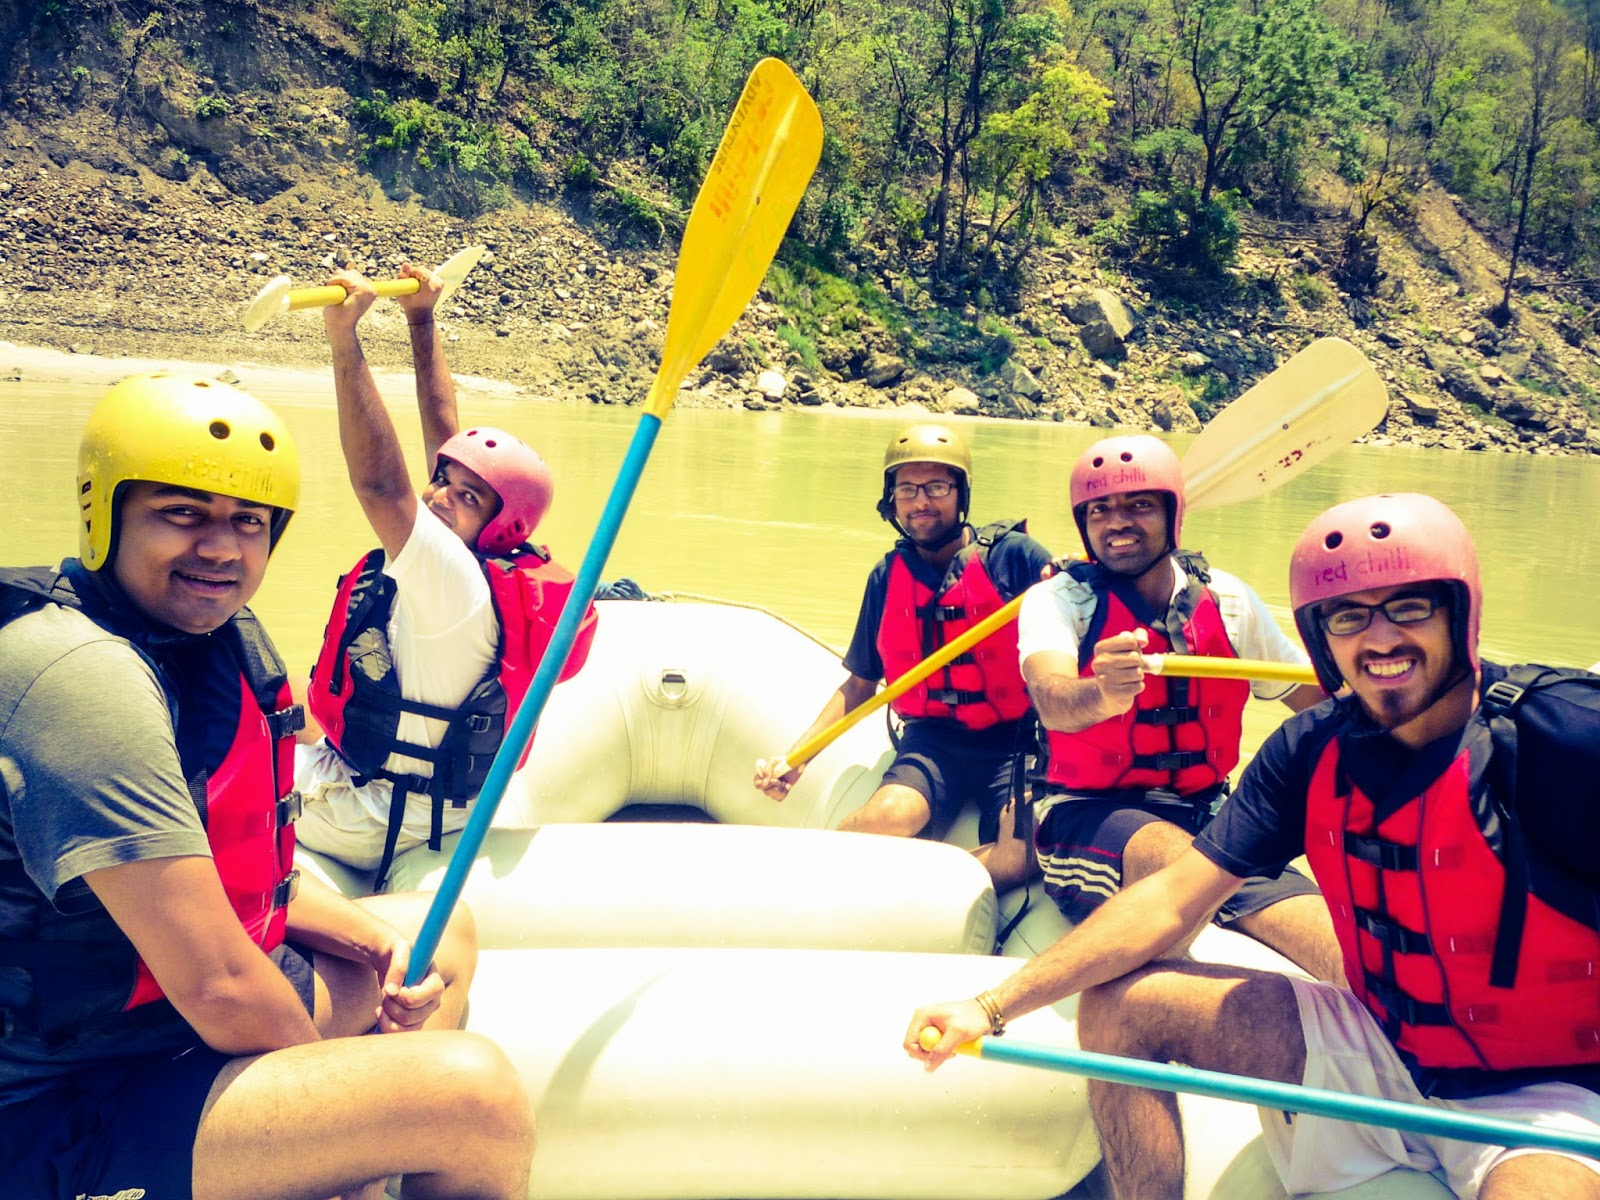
xmin=1017 ymin=560 xmax=1309 ymax=702
xmin=295 ymin=504 xmax=500 ymax=864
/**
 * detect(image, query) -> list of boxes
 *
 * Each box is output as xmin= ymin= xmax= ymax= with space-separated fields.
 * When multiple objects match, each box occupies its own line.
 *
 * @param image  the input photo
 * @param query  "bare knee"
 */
xmin=426 ymin=1034 xmax=536 ymax=1183
xmin=1122 ymin=821 xmax=1194 ymax=886
xmin=840 ymin=786 xmax=931 ymax=837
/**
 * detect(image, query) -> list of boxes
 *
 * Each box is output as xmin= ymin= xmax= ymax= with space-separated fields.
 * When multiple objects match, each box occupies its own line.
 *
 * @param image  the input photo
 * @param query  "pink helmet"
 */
xmin=1289 ymin=493 xmax=1481 ymax=692
xmin=434 ymin=426 xmax=553 ymax=554
xmin=1069 ymin=434 xmax=1185 ymax=558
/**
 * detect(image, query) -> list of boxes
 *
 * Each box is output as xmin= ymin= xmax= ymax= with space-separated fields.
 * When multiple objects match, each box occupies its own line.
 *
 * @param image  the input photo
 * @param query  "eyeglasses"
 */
xmin=892 ymin=480 xmax=956 ymax=501
xmin=1318 ymin=594 xmax=1443 ymax=637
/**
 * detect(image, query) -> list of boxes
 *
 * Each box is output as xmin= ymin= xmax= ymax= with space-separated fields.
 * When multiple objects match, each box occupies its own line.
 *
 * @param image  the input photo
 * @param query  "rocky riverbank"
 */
xmin=2 ymin=132 xmax=1598 ymax=455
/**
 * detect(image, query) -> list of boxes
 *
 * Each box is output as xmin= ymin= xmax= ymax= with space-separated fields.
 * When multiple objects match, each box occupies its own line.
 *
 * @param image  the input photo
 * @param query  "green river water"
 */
xmin=4 ymin=378 xmax=1597 ymax=751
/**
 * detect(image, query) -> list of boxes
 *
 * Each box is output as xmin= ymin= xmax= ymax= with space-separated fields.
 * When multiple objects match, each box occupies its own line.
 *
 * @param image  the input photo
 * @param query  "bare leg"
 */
xmin=192 ymin=1031 xmax=534 ymax=1200
xmin=310 ymin=892 xmax=478 ymax=1037
xmin=1232 ymin=893 xmax=1345 ymax=984
xmin=973 ymin=798 xmax=1040 ymax=890
xmin=837 ymin=781 xmax=933 ymax=837
xmin=1481 ymin=1154 xmax=1600 ymax=1200
xmin=1123 ymin=821 xmax=1343 ymax=982
xmin=1077 ymin=961 xmax=1306 ymax=1200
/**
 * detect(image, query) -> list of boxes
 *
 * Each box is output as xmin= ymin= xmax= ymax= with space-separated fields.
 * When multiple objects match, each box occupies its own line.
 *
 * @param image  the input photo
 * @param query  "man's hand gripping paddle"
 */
xmin=915 ymin=1027 xmax=1600 ymax=1157
xmin=403 ymin=59 xmax=823 ymax=983
xmin=241 ymin=245 xmax=487 ymax=332
xmin=767 ymin=336 xmax=1385 ymax=779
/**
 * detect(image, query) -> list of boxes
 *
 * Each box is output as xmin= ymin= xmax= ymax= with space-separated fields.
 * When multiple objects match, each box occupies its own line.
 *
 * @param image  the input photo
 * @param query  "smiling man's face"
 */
xmin=111 ymin=482 xmax=272 ymax=633
xmin=1083 ymin=490 xmax=1170 ymax=577
xmin=1321 ymin=584 xmax=1459 ymax=733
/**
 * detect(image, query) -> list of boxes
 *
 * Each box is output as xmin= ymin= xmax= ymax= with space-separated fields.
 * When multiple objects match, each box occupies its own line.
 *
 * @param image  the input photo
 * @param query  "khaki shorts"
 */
xmin=1260 ymin=978 xmax=1600 ymax=1198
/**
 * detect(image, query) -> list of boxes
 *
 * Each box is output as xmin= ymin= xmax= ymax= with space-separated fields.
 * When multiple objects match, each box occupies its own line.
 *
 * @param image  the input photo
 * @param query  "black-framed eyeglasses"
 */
xmin=1318 ymin=594 xmax=1443 ymax=637
xmin=892 ymin=480 xmax=956 ymax=501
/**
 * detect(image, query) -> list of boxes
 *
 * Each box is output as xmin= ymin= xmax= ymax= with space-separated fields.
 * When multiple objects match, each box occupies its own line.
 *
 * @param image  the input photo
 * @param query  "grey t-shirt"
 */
xmin=0 ymin=602 xmax=212 ymax=1103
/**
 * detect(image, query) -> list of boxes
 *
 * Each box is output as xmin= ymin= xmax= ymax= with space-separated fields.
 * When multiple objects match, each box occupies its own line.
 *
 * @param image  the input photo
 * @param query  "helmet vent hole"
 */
xmin=1370 ymin=522 xmax=1392 ymax=539
xmin=1091 ymin=456 xmax=1104 ymax=468
xmin=1324 ymin=532 xmax=1343 ymax=550
xmin=1119 ymin=452 xmax=1132 ymax=462
xmin=208 ymin=420 xmax=231 ymax=440
xmin=259 ymin=432 xmax=275 ymax=451
xmin=484 ymin=439 xmax=498 ymax=448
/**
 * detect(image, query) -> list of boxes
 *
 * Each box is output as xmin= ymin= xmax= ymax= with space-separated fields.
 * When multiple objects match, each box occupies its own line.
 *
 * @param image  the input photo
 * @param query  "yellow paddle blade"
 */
xmin=1146 ymin=655 xmax=1317 ymax=686
xmin=1183 ymin=337 xmax=1388 ymax=512
xmin=645 ymin=58 xmax=823 ymax=418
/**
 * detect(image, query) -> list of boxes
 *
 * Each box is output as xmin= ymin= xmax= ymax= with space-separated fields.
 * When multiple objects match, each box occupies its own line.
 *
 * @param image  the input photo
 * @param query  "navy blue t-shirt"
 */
xmin=842 ymin=522 xmax=1054 ymax=684
xmin=1196 ymin=660 xmax=1600 ymax=1097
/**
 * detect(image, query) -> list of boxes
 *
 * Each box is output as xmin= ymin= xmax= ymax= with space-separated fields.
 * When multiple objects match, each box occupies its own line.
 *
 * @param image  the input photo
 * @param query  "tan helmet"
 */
xmin=78 ymin=371 xmax=300 ymax=571
xmin=876 ymin=422 xmax=972 ymax=530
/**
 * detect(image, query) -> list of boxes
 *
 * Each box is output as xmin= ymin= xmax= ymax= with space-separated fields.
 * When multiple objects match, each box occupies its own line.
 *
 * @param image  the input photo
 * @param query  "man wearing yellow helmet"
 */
xmin=755 ymin=422 xmax=1053 ymax=875
xmin=0 ymin=374 xmax=533 ymax=1199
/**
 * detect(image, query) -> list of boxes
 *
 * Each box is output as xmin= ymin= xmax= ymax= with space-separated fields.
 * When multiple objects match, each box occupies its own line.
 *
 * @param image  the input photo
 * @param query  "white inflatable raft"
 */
xmin=305 ymin=596 xmax=1441 ymax=1200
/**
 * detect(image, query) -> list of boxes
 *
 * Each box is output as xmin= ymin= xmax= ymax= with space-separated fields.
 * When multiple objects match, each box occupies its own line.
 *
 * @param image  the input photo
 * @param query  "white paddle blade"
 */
xmin=434 ymin=244 xmax=487 ymax=303
xmin=241 ymin=275 xmax=292 ymax=333
xmin=1183 ymin=337 xmax=1388 ymax=512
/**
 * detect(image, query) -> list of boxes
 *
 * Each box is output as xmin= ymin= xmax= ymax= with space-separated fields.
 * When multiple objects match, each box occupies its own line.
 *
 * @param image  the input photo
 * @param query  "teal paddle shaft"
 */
xmin=403 ymin=415 xmax=663 ymax=982
xmin=972 ymin=1038 xmax=1600 ymax=1156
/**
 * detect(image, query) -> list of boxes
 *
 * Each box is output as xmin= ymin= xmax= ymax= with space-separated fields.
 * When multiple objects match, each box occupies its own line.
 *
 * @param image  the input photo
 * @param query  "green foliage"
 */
xmin=1291 ymin=273 xmax=1329 ymax=309
xmin=564 ymin=154 xmax=600 ymax=190
xmin=351 ymin=90 xmax=523 ymax=215
xmin=194 ymin=95 xmax=231 ymax=119
xmin=600 ymin=187 xmax=665 ymax=247
xmin=1131 ymin=185 xmax=1243 ymax=275
xmin=776 ymin=323 xmax=822 ymax=373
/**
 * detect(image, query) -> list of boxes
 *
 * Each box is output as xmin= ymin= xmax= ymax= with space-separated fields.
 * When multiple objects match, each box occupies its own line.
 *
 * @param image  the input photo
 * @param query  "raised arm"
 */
xmin=394 ymin=261 xmax=460 ymax=466
xmin=323 ymin=268 xmax=418 ymax=559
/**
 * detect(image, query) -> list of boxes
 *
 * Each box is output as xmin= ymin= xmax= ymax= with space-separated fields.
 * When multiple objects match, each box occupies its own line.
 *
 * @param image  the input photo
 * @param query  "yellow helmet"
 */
xmin=876 ymin=422 xmax=973 ymax=532
xmin=882 ymin=422 xmax=972 ymax=481
xmin=78 ymin=372 xmax=300 ymax=571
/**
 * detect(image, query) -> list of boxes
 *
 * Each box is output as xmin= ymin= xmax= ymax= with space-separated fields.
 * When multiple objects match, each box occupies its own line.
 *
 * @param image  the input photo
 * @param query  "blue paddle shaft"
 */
xmin=404 ymin=415 xmax=664 ymax=983
xmin=976 ymin=1039 xmax=1600 ymax=1157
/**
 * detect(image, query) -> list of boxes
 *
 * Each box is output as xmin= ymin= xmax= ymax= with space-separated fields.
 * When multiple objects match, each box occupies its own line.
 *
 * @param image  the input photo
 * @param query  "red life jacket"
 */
xmin=875 ymin=520 xmax=1033 ymax=731
xmin=1303 ymin=667 xmax=1600 ymax=1073
xmin=1043 ymin=555 xmax=1249 ymax=796
xmin=0 ymin=567 xmax=301 ymax=1043
xmin=307 ymin=544 xmax=597 ymax=876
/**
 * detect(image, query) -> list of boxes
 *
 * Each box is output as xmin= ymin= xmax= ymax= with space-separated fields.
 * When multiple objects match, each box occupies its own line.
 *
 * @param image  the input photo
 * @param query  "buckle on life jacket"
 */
xmin=1135 ymin=706 xmax=1200 ymax=727
xmin=927 ymin=687 xmax=986 ymax=707
xmin=1134 ymin=750 xmax=1207 ymax=772
xmin=1356 ymin=910 xmax=1432 ymax=956
xmin=277 ymin=791 xmax=303 ymax=828
xmin=273 ymin=870 xmax=301 ymax=909
xmin=466 ymin=714 xmax=494 ymax=734
xmin=930 ymin=604 xmax=966 ymax=621
xmin=1482 ymin=678 xmax=1528 ymax=716
xmin=1344 ymin=832 xmax=1419 ymax=872
xmin=268 ymin=704 xmax=306 ymax=740
xmin=1368 ymin=979 xmax=1451 ymax=1027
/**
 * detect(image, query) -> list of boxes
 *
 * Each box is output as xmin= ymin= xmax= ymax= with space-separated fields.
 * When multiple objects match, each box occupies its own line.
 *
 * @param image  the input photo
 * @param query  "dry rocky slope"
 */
xmin=1 ymin=1 xmax=1598 ymax=453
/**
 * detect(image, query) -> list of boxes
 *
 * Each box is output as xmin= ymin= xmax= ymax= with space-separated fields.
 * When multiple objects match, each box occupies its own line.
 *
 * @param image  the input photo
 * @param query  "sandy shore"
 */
xmin=0 ymin=339 xmax=526 ymax=404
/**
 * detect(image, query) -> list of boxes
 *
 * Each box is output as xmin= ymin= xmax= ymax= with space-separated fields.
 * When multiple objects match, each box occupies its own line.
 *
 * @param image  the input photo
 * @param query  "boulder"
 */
xmin=861 ymin=353 xmax=908 ymax=388
xmin=941 ymin=386 xmax=983 ymax=416
xmin=1401 ymin=391 xmax=1441 ymax=425
xmin=755 ymin=370 xmax=787 ymax=401
xmin=997 ymin=360 xmax=1044 ymax=401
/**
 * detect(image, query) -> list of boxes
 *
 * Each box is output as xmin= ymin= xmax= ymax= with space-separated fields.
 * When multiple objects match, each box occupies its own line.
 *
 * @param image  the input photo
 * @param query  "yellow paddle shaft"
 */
xmin=287 ymin=276 xmax=422 ymax=313
xmin=1147 ymin=655 xmax=1317 ymax=685
xmin=776 ymin=593 xmax=1025 ymax=774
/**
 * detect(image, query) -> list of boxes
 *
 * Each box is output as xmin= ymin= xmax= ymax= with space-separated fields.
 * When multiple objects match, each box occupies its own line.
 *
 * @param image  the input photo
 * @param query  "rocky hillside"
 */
xmin=1 ymin=0 xmax=1597 ymax=455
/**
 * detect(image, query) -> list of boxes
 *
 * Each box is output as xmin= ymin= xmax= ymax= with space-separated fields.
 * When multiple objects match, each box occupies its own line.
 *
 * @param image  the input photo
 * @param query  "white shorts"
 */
xmin=1258 ymin=978 xmax=1600 ymax=1199
xmin=294 ymin=743 xmax=469 ymax=874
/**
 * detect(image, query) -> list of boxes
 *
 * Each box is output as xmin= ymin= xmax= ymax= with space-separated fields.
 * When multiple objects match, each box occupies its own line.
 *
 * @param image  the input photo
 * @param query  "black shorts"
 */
xmin=1033 ymin=791 xmax=1319 ymax=924
xmin=879 ymin=718 xmax=1028 ymax=842
xmin=0 ymin=942 xmax=316 ymax=1200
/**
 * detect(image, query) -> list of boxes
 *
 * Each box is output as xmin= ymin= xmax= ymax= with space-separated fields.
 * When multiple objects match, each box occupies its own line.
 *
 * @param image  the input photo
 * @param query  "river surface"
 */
xmin=5 ymin=378 xmax=1597 ymax=747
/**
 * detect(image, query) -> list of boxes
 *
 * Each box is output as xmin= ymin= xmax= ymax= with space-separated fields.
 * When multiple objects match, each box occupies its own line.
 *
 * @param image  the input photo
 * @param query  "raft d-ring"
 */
xmin=657 ymin=668 xmax=689 ymax=705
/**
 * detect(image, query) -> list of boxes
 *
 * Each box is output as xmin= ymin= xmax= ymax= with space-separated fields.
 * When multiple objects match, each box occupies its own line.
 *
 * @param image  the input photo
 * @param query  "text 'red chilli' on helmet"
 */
xmin=875 ymin=422 xmax=973 ymax=528
xmin=78 ymin=371 xmax=300 ymax=571
xmin=434 ymin=426 xmax=554 ymax=555
xmin=1068 ymin=434 xmax=1185 ymax=559
xmin=1289 ymin=492 xmax=1481 ymax=692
